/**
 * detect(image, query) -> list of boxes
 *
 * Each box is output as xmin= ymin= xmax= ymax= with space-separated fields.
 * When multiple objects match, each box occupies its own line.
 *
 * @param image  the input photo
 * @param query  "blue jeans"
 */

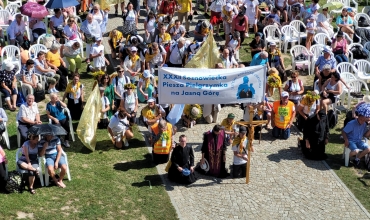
xmin=335 ymin=54 xmax=348 ymax=63
xmin=272 ymin=126 xmax=290 ymax=140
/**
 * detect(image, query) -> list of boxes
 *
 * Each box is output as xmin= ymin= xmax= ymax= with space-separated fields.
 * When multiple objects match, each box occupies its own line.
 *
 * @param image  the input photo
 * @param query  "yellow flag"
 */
xmin=185 ymin=34 xmax=222 ymax=69
xmin=77 ymin=85 xmax=102 ymax=151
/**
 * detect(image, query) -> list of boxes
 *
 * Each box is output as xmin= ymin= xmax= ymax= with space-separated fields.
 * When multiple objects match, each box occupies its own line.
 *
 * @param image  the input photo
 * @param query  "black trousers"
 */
xmin=233 ymin=163 xmax=246 ymax=178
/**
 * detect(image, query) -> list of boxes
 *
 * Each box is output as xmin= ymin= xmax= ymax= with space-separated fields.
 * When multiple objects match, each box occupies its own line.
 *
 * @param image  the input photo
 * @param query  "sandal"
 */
xmin=29 ymin=188 xmax=36 ymax=194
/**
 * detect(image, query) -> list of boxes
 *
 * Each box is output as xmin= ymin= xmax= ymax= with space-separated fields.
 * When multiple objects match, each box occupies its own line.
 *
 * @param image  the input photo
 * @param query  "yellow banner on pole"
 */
xmin=76 ymin=85 xmax=102 ymax=151
xmin=185 ymin=34 xmax=222 ymax=69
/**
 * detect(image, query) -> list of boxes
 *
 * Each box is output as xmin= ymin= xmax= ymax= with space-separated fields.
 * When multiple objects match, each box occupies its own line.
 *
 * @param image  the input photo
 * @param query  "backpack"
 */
xmin=358 ymin=16 xmax=370 ymax=27
xmin=114 ymin=75 xmax=130 ymax=88
xmin=350 ymin=45 xmax=368 ymax=59
xmin=5 ymin=171 xmax=23 ymax=193
xmin=327 ymin=109 xmax=338 ymax=129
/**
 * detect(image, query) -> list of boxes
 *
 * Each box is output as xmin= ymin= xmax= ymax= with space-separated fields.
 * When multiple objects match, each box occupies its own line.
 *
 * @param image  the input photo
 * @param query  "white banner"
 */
xmin=158 ymin=66 xmax=267 ymax=104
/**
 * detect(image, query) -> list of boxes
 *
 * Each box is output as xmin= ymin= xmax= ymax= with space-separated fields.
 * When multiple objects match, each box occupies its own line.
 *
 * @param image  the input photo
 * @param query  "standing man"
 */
xmin=271 ymin=91 xmax=296 ymax=139
xmin=176 ymin=0 xmax=193 ymax=38
xmin=200 ymin=124 xmax=229 ymax=178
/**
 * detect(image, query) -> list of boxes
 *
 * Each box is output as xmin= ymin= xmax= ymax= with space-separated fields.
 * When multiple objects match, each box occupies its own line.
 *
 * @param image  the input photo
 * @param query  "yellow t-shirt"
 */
xmin=46 ymin=51 xmax=61 ymax=67
xmin=178 ymin=0 xmax=191 ymax=13
xmin=221 ymin=118 xmax=235 ymax=132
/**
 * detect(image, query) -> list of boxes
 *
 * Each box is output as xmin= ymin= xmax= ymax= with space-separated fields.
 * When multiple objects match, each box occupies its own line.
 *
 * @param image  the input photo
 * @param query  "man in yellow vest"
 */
xmin=151 ymin=119 xmax=175 ymax=164
xmin=271 ymin=91 xmax=296 ymax=140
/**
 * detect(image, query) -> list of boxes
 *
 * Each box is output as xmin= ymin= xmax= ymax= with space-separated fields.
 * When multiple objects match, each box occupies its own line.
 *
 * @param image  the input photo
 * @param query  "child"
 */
xmin=98 ymin=87 xmax=110 ymax=129
xmin=306 ymin=14 xmax=317 ymax=50
xmin=231 ymin=126 xmax=249 ymax=178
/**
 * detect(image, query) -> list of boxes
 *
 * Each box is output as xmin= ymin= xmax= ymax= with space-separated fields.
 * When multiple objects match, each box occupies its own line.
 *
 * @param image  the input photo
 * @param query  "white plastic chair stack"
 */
xmin=1 ymin=45 xmax=21 ymax=71
xmin=310 ymin=44 xmax=326 ymax=75
xmin=48 ymin=108 xmax=75 ymax=142
xmin=290 ymin=45 xmax=312 ymax=75
xmin=354 ymin=60 xmax=370 ymax=80
xmin=263 ymin=25 xmax=282 ymax=50
xmin=281 ymin=26 xmax=300 ymax=53
xmin=354 ymin=13 xmax=370 ymax=29
xmin=0 ymin=10 xmax=11 ymax=29
xmin=348 ymin=43 xmax=364 ymax=63
xmin=28 ymin=44 xmax=47 ymax=60
xmin=314 ymin=33 xmax=330 ymax=45
xmin=336 ymin=62 xmax=357 ymax=74
xmin=347 ymin=79 xmax=369 ymax=108
xmin=2 ymin=122 xmax=10 ymax=149
xmin=290 ymin=20 xmax=307 ymax=42
xmin=15 ymin=148 xmax=44 ymax=186
xmin=43 ymin=150 xmax=71 ymax=186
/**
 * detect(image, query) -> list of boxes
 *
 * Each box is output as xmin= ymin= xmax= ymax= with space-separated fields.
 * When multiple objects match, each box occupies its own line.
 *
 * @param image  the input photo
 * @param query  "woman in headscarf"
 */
xmin=301 ymin=109 xmax=329 ymax=160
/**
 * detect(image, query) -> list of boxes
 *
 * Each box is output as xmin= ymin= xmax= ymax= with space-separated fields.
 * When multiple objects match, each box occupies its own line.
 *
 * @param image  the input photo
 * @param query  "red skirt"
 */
xmin=210 ymin=11 xmax=222 ymax=25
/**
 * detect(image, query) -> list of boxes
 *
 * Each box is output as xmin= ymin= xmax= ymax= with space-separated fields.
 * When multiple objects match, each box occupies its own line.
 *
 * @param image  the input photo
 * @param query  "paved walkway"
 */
xmin=101 ymin=5 xmax=370 ymax=219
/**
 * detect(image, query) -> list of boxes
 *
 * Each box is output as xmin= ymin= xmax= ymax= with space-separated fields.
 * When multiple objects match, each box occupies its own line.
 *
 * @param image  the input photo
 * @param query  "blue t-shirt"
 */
xmin=250 ymin=52 xmax=268 ymax=66
xmin=46 ymin=101 xmax=66 ymax=121
xmin=343 ymin=119 xmax=368 ymax=142
xmin=38 ymin=136 xmax=61 ymax=157
xmin=315 ymin=56 xmax=336 ymax=71
xmin=336 ymin=16 xmax=353 ymax=25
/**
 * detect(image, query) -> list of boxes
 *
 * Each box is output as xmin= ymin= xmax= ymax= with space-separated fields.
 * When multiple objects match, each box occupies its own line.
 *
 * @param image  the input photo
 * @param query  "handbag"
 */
xmin=34 ymin=89 xmax=45 ymax=103
xmin=0 ymin=122 xmax=5 ymax=134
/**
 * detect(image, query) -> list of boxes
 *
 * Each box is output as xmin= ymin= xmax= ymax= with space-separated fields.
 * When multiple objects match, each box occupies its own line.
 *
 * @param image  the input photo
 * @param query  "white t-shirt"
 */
xmin=285 ymin=79 xmax=303 ymax=100
xmin=101 ymin=96 xmax=110 ymax=119
xmin=30 ymin=18 xmax=46 ymax=30
xmin=209 ymin=0 xmax=223 ymax=12
xmin=50 ymin=15 xmax=64 ymax=27
xmin=122 ymin=92 xmax=138 ymax=112
xmin=123 ymin=56 xmax=142 ymax=82
xmin=306 ymin=21 xmax=316 ymax=34
xmin=232 ymin=139 xmax=248 ymax=165
xmin=220 ymin=54 xmax=237 ymax=69
xmin=169 ymin=25 xmax=186 ymax=40
xmin=17 ymin=103 xmax=39 ymax=122
xmin=300 ymin=100 xmax=319 ymax=116
xmin=276 ymin=0 xmax=286 ymax=8
xmin=108 ymin=113 xmax=129 ymax=135
xmin=90 ymin=44 xmax=105 ymax=68
xmin=92 ymin=11 xmax=103 ymax=24
xmin=169 ymin=44 xmax=187 ymax=65
xmin=146 ymin=18 xmax=156 ymax=33
xmin=112 ymin=75 xmax=131 ymax=99
xmin=244 ymin=0 xmax=259 ymax=16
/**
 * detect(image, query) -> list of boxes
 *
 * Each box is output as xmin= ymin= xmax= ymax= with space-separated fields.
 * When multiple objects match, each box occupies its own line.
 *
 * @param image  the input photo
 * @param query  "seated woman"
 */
xmin=34 ymin=51 xmax=60 ymax=94
xmin=181 ymin=104 xmax=202 ymax=128
xmin=62 ymin=17 xmax=83 ymax=42
xmin=317 ymin=7 xmax=334 ymax=38
xmin=21 ymin=60 xmax=43 ymax=96
xmin=29 ymin=17 xmax=47 ymax=43
xmin=49 ymin=9 xmax=65 ymax=43
xmin=336 ymin=8 xmax=354 ymax=39
xmin=120 ymin=83 xmax=138 ymax=126
xmin=297 ymin=90 xmax=320 ymax=132
xmin=17 ymin=134 xmax=40 ymax=194
xmin=331 ymin=31 xmax=349 ymax=64
xmin=283 ymin=71 xmax=304 ymax=107
xmin=301 ymin=109 xmax=329 ymax=160
xmin=167 ymin=135 xmax=196 ymax=184
xmin=107 ymin=109 xmax=134 ymax=148
xmin=46 ymin=43 xmax=69 ymax=91
xmin=46 ymin=93 xmax=70 ymax=148
xmin=38 ymin=134 xmax=68 ymax=188
xmin=320 ymin=72 xmax=343 ymax=113
xmin=0 ymin=62 xmax=18 ymax=111
xmin=137 ymin=70 xmax=156 ymax=103
xmin=62 ymin=73 xmax=84 ymax=120
xmin=61 ymin=40 xmax=82 ymax=75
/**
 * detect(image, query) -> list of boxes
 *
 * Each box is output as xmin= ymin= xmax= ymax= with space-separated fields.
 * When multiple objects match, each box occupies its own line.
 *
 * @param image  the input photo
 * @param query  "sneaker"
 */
xmin=48 ymin=89 xmax=53 ymax=94
xmin=245 ymin=32 xmax=249 ymax=38
xmin=52 ymin=88 xmax=59 ymax=93
xmin=124 ymin=139 xmax=129 ymax=147
xmin=64 ymin=140 xmax=70 ymax=148
xmin=354 ymin=158 xmax=360 ymax=167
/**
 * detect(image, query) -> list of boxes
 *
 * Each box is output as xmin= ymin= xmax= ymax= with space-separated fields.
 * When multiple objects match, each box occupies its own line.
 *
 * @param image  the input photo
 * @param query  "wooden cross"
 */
xmin=235 ymin=105 xmax=267 ymax=184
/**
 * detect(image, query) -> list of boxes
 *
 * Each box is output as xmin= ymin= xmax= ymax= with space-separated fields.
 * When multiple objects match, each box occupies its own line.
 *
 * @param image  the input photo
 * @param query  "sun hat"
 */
xmin=323 ymin=47 xmax=331 ymax=53
xmin=191 ymin=107 xmax=200 ymax=117
xmin=309 ymin=14 xmax=315 ymax=19
xmin=281 ymin=91 xmax=289 ymax=97
xmin=182 ymin=168 xmax=191 ymax=176
xmin=255 ymin=32 xmax=262 ymax=37
xmin=269 ymin=42 xmax=276 ymax=46
xmin=202 ymin=20 xmax=209 ymax=28
xmin=356 ymin=103 xmax=370 ymax=117
xmin=268 ymin=14 xmax=275 ymax=18
xmin=227 ymin=113 xmax=235 ymax=119
xmin=225 ymin=3 xmax=233 ymax=12
xmin=147 ymin=98 xmax=155 ymax=103
xmin=143 ymin=70 xmax=151 ymax=78
xmin=131 ymin=46 xmax=138 ymax=52
xmin=200 ymin=158 xmax=209 ymax=172
xmin=4 ymin=62 xmax=14 ymax=71
xmin=95 ymin=37 xmax=102 ymax=41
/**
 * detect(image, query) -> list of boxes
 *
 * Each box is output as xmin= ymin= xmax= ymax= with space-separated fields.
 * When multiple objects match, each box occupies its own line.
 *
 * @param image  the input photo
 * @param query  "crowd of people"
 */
xmin=0 ymin=0 xmax=369 ymax=190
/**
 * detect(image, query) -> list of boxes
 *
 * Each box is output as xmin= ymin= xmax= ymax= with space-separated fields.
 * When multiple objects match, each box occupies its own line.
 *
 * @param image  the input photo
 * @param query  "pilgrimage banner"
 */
xmin=158 ymin=65 xmax=267 ymax=104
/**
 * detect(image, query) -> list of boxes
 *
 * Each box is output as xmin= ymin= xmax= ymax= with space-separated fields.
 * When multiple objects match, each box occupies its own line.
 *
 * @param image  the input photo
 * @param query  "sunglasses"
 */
xmin=118 ymin=70 xmax=124 ymax=73
xmin=291 ymin=76 xmax=296 ymax=79
xmin=104 ymin=78 xmax=109 ymax=79
xmin=69 ymin=20 xmax=75 ymax=22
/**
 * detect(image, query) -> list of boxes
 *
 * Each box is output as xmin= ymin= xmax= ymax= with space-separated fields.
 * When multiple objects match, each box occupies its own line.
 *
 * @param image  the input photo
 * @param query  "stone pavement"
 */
xmin=101 ymin=5 xmax=370 ymax=220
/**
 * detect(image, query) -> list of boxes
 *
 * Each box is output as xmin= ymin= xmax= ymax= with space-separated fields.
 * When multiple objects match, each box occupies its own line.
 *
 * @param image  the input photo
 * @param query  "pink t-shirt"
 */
xmin=232 ymin=15 xmax=248 ymax=32
xmin=333 ymin=38 xmax=347 ymax=53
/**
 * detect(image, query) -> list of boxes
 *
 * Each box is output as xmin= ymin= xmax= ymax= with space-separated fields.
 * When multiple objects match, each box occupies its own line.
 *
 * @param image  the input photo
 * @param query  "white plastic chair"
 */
xmin=36 ymin=34 xmax=56 ymax=49
xmin=6 ymin=0 xmax=22 ymax=6
xmin=5 ymin=3 xmax=19 ymax=19
xmin=336 ymin=62 xmax=357 ymax=74
xmin=348 ymin=43 xmax=364 ymax=63
xmin=343 ymin=139 xmax=368 ymax=167
xmin=290 ymin=20 xmax=307 ymax=40
xmin=263 ymin=25 xmax=282 ymax=50
xmin=48 ymin=108 xmax=75 ymax=142
xmin=43 ymin=150 xmax=71 ymax=186
xmin=339 ymin=72 xmax=356 ymax=108
xmin=333 ymin=31 xmax=353 ymax=45
xmin=290 ymin=45 xmax=312 ymax=75
xmin=363 ymin=6 xmax=370 ymax=14
xmin=353 ymin=13 xmax=370 ymax=29
xmin=347 ymin=79 xmax=369 ymax=108
xmin=313 ymin=80 xmax=319 ymax=91
xmin=354 ymin=60 xmax=370 ymax=80
xmin=28 ymin=44 xmax=47 ymax=60
xmin=281 ymin=26 xmax=300 ymax=53
xmin=310 ymin=44 xmax=327 ymax=75
xmin=314 ymin=33 xmax=330 ymax=45
xmin=1 ymin=45 xmax=21 ymax=70
xmin=0 ymin=10 xmax=11 ymax=28
xmin=2 ymin=122 xmax=10 ymax=149
xmin=15 ymin=148 xmax=44 ymax=187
